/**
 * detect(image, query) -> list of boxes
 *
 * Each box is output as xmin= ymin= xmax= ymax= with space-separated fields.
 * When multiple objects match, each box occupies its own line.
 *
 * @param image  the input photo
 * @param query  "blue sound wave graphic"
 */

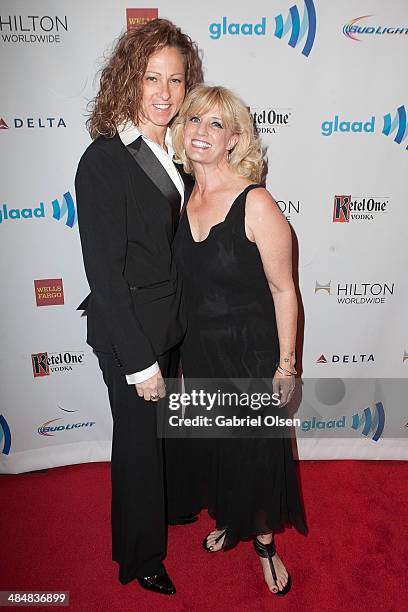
xmin=52 ymin=191 xmax=77 ymax=228
xmin=274 ymin=0 xmax=316 ymax=57
xmin=352 ymin=402 xmax=385 ymax=442
xmin=382 ymin=105 xmax=408 ymax=149
xmin=0 ymin=415 xmax=12 ymax=455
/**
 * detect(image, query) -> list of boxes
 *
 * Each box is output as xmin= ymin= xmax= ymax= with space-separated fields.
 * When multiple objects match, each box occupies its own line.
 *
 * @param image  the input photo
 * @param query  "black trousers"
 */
xmin=97 ymin=349 xmax=181 ymax=584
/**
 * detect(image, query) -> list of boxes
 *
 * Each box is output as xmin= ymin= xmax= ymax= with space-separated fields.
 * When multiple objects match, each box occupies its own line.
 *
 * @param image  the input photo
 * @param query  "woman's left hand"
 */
xmin=272 ymin=369 xmax=295 ymax=407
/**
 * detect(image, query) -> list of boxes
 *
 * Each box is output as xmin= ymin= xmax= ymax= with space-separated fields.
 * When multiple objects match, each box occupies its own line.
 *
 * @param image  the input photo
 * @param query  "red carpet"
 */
xmin=1 ymin=460 xmax=407 ymax=611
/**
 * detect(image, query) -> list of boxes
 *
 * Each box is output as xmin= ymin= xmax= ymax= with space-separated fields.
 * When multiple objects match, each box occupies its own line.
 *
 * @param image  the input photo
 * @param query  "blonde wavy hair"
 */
xmin=172 ymin=85 xmax=263 ymax=181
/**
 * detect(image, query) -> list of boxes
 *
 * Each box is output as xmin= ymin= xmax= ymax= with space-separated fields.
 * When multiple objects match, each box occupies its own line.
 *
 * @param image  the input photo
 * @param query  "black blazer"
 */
xmin=75 ymin=133 xmax=191 ymax=374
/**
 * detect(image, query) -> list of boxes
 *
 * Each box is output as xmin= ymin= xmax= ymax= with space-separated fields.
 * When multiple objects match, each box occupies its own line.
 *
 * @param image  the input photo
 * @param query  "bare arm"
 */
xmin=245 ymin=187 xmax=297 ymax=373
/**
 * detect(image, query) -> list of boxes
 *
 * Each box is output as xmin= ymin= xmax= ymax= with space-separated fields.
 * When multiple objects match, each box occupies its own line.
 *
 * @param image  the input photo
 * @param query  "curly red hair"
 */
xmin=87 ymin=19 xmax=203 ymax=139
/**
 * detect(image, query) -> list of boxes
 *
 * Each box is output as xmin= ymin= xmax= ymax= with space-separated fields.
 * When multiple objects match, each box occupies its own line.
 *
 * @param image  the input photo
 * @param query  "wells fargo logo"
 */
xmin=34 ymin=278 xmax=64 ymax=307
xmin=126 ymin=8 xmax=158 ymax=30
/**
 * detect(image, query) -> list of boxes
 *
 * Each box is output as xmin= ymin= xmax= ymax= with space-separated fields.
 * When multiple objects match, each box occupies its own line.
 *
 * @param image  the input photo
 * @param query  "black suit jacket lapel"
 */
xmin=126 ymin=137 xmax=181 ymax=214
xmin=174 ymin=162 xmax=194 ymax=219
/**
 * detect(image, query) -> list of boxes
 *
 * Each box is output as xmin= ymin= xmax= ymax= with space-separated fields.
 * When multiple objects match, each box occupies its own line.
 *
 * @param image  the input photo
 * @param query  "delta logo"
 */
xmin=250 ymin=107 xmax=292 ymax=135
xmin=0 ymin=115 xmax=66 ymax=129
xmin=314 ymin=280 xmax=395 ymax=304
xmin=31 ymin=351 xmax=85 ymax=377
xmin=126 ymin=8 xmax=158 ymax=30
xmin=0 ymin=191 xmax=77 ymax=228
xmin=343 ymin=16 xmax=408 ymax=41
xmin=332 ymin=195 xmax=388 ymax=223
xmin=37 ymin=406 xmax=95 ymax=437
xmin=34 ymin=279 xmax=64 ymax=307
xmin=208 ymin=0 xmax=317 ymax=57
xmin=317 ymin=353 xmax=375 ymax=364
xmin=321 ymin=105 xmax=408 ymax=152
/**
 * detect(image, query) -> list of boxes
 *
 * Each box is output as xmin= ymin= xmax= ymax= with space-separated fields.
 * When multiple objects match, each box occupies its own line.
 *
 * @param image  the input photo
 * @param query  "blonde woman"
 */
xmin=171 ymin=85 xmax=307 ymax=595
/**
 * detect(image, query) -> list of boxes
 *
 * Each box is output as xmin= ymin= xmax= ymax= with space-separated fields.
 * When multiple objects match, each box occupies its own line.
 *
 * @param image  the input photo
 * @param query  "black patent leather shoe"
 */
xmin=168 ymin=513 xmax=198 ymax=525
xmin=137 ymin=572 xmax=176 ymax=595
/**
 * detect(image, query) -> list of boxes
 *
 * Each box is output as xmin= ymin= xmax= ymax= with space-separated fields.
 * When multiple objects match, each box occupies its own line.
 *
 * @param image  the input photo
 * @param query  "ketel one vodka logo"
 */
xmin=333 ymin=195 xmax=388 ymax=223
xmin=31 ymin=351 xmax=85 ymax=377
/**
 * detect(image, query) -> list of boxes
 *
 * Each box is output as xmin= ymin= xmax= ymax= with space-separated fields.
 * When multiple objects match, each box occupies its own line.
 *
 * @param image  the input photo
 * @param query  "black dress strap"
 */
xmin=229 ymin=183 xmax=264 ymax=239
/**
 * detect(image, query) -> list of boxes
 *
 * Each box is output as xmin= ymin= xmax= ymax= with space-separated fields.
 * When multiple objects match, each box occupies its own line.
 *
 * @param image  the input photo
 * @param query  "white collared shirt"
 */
xmin=117 ymin=122 xmax=184 ymax=384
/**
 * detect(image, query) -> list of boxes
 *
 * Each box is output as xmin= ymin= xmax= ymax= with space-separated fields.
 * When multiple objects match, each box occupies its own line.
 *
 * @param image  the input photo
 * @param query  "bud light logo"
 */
xmin=352 ymin=402 xmax=385 ymax=442
xmin=0 ymin=415 xmax=12 ymax=455
xmin=343 ymin=16 xmax=408 ymax=41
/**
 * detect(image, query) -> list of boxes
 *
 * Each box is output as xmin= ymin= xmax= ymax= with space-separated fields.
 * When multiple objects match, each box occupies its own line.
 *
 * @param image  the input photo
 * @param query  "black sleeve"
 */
xmin=75 ymin=148 xmax=156 ymax=374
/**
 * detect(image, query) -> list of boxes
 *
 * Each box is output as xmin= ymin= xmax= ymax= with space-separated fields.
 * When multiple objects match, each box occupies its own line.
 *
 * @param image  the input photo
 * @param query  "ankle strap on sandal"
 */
xmin=254 ymin=537 xmax=276 ymax=558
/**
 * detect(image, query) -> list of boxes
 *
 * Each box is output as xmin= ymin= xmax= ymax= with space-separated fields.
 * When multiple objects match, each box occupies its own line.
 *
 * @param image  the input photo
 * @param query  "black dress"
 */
xmin=173 ymin=184 xmax=307 ymax=547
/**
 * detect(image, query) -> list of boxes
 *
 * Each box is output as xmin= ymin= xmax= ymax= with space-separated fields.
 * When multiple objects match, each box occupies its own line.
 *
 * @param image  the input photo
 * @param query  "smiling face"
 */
xmin=183 ymin=105 xmax=238 ymax=168
xmin=139 ymin=46 xmax=186 ymax=136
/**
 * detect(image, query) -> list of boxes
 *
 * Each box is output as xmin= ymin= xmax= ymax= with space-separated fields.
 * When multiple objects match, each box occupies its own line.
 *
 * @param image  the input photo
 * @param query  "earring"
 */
xmin=226 ymin=149 xmax=231 ymax=162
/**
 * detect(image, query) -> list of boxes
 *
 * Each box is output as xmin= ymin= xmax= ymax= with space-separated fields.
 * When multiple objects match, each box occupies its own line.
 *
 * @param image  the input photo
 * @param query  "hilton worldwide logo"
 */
xmin=0 ymin=15 xmax=68 ymax=44
xmin=315 ymin=280 xmax=395 ymax=304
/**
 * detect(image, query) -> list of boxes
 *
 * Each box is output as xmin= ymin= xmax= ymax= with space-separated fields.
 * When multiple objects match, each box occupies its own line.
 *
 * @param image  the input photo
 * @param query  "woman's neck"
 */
xmin=136 ymin=121 xmax=167 ymax=149
xmin=192 ymin=161 xmax=237 ymax=196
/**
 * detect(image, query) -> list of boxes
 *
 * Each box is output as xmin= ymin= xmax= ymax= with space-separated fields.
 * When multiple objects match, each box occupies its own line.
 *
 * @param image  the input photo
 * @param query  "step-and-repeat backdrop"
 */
xmin=1 ymin=1 xmax=407 ymax=472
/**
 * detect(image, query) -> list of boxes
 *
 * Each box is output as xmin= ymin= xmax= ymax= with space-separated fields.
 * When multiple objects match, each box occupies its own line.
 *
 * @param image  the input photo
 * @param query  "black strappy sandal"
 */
xmin=254 ymin=537 xmax=292 ymax=596
xmin=202 ymin=528 xmax=227 ymax=552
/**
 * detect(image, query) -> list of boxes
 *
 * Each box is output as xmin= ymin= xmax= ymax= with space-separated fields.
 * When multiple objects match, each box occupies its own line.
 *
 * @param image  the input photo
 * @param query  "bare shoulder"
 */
xmin=245 ymin=186 xmax=286 ymax=224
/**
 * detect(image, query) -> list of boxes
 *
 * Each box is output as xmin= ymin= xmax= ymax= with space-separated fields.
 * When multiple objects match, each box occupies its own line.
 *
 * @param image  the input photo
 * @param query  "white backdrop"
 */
xmin=1 ymin=0 xmax=407 ymax=473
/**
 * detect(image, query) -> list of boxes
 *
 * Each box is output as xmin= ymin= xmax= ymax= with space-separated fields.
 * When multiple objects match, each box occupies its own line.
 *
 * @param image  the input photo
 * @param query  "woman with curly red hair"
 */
xmin=75 ymin=19 xmax=202 ymax=596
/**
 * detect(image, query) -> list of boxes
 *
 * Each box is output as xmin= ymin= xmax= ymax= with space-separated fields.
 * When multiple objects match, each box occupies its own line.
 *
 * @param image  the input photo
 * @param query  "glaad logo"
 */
xmin=382 ymin=105 xmax=408 ymax=149
xmin=38 ymin=407 xmax=95 ymax=437
xmin=0 ymin=191 xmax=77 ymax=228
xmin=343 ymin=15 xmax=408 ymax=41
xmin=274 ymin=0 xmax=317 ymax=57
xmin=321 ymin=116 xmax=375 ymax=137
xmin=315 ymin=280 xmax=395 ymax=304
xmin=209 ymin=17 xmax=266 ymax=40
xmin=208 ymin=0 xmax=317 ymax=57
xmin=32 ymin=351 xmax=85 ymax=377
xmin=0 ymin=414 xmax=12 ymax=455
xmin=321 ymin=106 xmax=408 ymax=152
xmin=126 ymin=8 xmax=158 ymax=30
xmin=317 ymin=354 xmax=375 ymax=364
xmin=351 ymin=402 xmax=385 ymax=442
xmin=333 ymin=195 xmax=388 ymax=223
xmin=0 ymin=116 xmax=66 ymax=129
xmin=0 ymin=15 xmax=68 ymax=44
xmin=52 ymin=192 xmax=77 ymax=228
